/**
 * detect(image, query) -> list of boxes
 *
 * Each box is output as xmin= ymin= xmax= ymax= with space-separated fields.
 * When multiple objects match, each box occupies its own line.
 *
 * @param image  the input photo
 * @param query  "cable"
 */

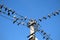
xmin=0 ymin=14 xmax=13 ymax=21
xmin=38 ymin=10 xmax=60 ymax=22
xmin=0 ymin=3 xmax=60 ymax=40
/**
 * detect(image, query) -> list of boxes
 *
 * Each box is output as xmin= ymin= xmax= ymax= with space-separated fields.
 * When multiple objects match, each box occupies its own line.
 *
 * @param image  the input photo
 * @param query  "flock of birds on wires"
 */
xmin=0 ymin=3 xmax=60 ymax=40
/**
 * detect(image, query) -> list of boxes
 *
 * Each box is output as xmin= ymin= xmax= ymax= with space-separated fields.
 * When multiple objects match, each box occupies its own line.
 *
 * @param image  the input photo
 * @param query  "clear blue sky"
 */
xmin=0 ymin=0 xmax=60 ymax=40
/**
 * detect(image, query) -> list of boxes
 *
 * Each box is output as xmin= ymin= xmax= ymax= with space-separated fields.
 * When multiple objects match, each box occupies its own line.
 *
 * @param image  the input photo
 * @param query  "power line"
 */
xmin=0 ymin=3 xmax=60 ymax=40
xmin=38 ymin=10 xmax=60 ymax=22
xmin=0 ymin=14 xmax=13 ymax=21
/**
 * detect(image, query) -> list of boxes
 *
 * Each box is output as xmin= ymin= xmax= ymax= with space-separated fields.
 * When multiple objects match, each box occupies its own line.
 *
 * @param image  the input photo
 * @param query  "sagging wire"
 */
xmin=0 ymin=14 xmax=13 ymax=21
xmin=0 ymin=4 xmax=29 ymax=20
xmin=1 ymin=11 xmax=27 ymax=26
xmin=0 ymin=4 xmax=30 ymax=25
xmin=38 ymin=10 xmax=60 ymax=22
xmin=37 ymin=29 xmax=52 ymax=40
xmin=0 ymin=10 xmax=27 ymax=26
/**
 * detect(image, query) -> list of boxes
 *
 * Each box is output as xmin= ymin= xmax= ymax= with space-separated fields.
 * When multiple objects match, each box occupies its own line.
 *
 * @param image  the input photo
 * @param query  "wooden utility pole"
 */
xmin=28 ymin=19 xmax=37 ymax=40
xmin=30 ymin=25 xmax=35 ymax=40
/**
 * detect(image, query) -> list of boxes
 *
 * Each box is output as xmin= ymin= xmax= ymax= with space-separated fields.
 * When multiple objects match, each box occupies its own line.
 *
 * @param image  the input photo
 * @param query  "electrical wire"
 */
xmin=38 ymin=10 xmax=60 ymax=22
xmin=0 ymin=2 xmax=60 ymax=40
xmin=0 ymin=14 xmax=13 ymax=21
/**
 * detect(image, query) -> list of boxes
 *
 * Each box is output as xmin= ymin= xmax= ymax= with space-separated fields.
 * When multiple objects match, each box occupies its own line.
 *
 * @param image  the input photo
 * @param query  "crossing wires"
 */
xmin=0 ymin=2 xmax=60 ymax=40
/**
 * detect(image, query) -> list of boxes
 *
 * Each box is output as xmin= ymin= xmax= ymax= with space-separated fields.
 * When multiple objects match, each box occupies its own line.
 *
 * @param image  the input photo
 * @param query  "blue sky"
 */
xmin=0 ymin=0 xmax=60 ymax=40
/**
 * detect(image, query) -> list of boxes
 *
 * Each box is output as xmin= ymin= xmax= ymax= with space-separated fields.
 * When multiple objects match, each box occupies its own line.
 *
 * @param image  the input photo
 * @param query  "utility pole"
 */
xmin=28 ymin=19 xmax=38 ymax=40
xmin=0 ymin=3 xmax=60 ymax=40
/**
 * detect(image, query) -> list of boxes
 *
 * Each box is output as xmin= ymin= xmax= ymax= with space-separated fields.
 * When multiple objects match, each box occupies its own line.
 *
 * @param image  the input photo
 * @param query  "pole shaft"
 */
xmin=30 ymin=26 xmax=35 ymax=40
